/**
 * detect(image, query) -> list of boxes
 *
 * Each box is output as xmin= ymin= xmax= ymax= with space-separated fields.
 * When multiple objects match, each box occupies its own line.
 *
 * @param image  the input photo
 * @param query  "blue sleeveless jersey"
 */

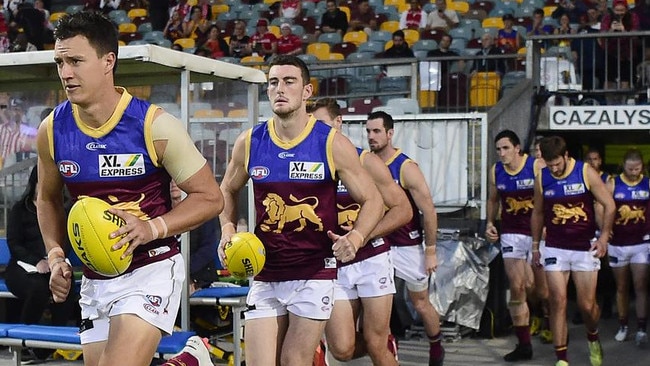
xmin=51 ymin=90 xmax=178 ymax=279
xmin=384 ymin=149 xmax=422 ymax=247
xmin=247 ymin=117 xmax=338 ymax=281
xmin=336 ymin=148 xmax=389 ymax=266
xmin=494 ymin=154 xmax=536 ymax=235
xmin=540 ymin=159 xmax=596 ymax=251
xmin=611 ymin=175 xmax=650 ymax=246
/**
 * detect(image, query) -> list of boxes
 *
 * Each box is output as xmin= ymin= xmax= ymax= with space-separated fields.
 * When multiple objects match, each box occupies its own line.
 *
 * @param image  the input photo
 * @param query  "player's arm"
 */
xmin=331 ymin=132 xmax=383 ymax=262
xmin=594 ymin=176 xmax=614 ymax=230
xmin=402 ymin=160 xmax=438 ymax=273
xmin=217 ymin=130 xmax=251 ymax=264
xmin=586 ymin=165 xmax=615 ymax=256
xmin=485 ymin=164 xmax=500 ymax=242
xmin=35 ymin=119 xmax=71 ymax=302
xmin=362 ymin=153 xmax=412 ymax=239
xmin=530 ymin=173 xmax=544 ymax=266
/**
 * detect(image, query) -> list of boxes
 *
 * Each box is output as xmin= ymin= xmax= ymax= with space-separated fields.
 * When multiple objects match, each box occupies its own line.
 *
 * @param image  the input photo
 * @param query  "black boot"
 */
xmin=504 ymin=343 xmax=533 ymax=362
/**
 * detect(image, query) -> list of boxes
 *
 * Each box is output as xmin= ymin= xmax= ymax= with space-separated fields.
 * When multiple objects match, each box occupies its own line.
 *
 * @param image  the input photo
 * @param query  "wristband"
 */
xmin=156 ymin=216 xmax=168 ymax=238
xmin=425 ymin=246 xmax=437 ymax=252
xmin=148 ymin=219 xmax=159 ymax=240
xmin=47 ymin=247 xmax=64 ymax=260
xmin=348 ymin=229 xmax=365 ymax=246
xmin=48 ymin=256 xmax=66 ymax=271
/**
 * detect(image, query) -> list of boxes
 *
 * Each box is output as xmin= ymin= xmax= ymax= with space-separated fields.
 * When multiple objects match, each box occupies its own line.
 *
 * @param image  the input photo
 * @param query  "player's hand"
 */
xmin=590 ymin=238 xmax=608 ymax=258
xmin=424 ymin=247 xmax=438 ymax=274
xmin=36 ymin=259 xmax=50 ymax=274
xmin=532 ymin=250 xmax=542 ymax=267
xmin=49 ymin=261 xmax=72 ymax=303
xmin=328 ymin=230 xmax=359 ymax=263
xmin=108 ymin=208 xmax=157 ymax=258
xmin=485 ymin=223 xmax=499 ymax=243
xmin=218 ymin=224 xmax=237 ymax=268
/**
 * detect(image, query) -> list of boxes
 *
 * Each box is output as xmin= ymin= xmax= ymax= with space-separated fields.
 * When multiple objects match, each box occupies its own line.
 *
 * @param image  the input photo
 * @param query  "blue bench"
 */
xmin=0 ymin=323 xmax=195 ymax=366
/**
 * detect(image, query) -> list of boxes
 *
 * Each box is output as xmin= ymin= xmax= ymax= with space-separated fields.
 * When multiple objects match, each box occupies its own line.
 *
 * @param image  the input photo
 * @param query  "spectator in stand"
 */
xmin=572 ymin=5 xmax=605 ymax=97
xmin=34 ymin=0 xmax=52 ymax=30
xmin=552 ymin=0 xmax=588 ymax=24
xmin=554 ymin=13 xmax=576 ymax=47
xmin=0 ymin=12 xmax=9 ymax=53
xmin=250 ymin=18 xmax=277 ymax=60
xmin=14 ymin=2 xmax=46 ymax=50
xmin=426 ymin=0 xmax=459 ymax=31
xmin=229 ymin=20 xmax=252 ymax=59
xmin=498 ymin=13 xmax=522 ymax=54
xmin=632 ymin=0 xmax=650 ymax=31
xmin=348 ymin=0 xmax=377 ymax=34
xmin=99 ymin=0 xmax=121 ymax=14
xmin=197 ymin=24 xmax=229 ymax=59
xmin=0 ymin=97 xmax=36 ymax=168
xmin=10 ymin=32 xmax=37 ymax=52
xmin=427 ymin=34 xmax=464 ymax=75
xmin=528 ymin=8 xmax=554 ymax=37
xmin=183 ymin=6 xmax=210 ymax=43
xmin=170 ymin=0 xmax=192 ymax=22
xmin=280 ymin=0 xmax=302 ymax=21
xmin=600 ymin=0 xmax=640 ymax=101
xmin=317 ymin=0 xmax=348 ymax=38
xmin=193 ymin=0 xmax=213 ymax=22
xmin=379 ymin=29 xmax=415 ymax=58
xmin=399 ymin=0 xmax=427 ymax=31
xmin=164 ymin=10 xmax=185 ymax=43
xmin=470 ymin=33 xmax=506 ymax=76
xmin=277 ymin=22 xmax=302 ymax=56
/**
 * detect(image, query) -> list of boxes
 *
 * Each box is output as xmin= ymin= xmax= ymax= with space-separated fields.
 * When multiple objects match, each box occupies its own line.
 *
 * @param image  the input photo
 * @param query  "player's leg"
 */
xmin=612 ymin=263 xmax=631 ymax=340
xmin=282 ymin=314 xmax=327 ymax=366
xmin=361 ymin=295 xmax=397 ymax=366
xmin=630 ymin=258 xmax=649 ymax=346
xmin=572 ymin=250 xmax=603 ymax=366
xmin=545 ymin=269 xmax=570 ymax=362
xmin=99 ymin=314 xmax=162 ymax=366
xmin=325 ymin=297 xmax=362 ymax=361
xmin=81 ymin=341 xmax=106 ymax=366
xmin=245 ymin=315 xmax=288 ymax=366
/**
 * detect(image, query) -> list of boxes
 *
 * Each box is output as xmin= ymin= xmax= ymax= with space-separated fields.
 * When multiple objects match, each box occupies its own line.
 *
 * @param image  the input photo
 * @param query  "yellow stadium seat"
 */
xmin=310 ymin=77 xmax=320 ymax=96
xmin=380 ymin=21 xmax=400 ymax=33
xmin=241 ymin=55 xmax=266 ymax=70
xmin=384 ymin=0 xmax=405 ymax=7
xmin=328 ymin=52 xmax=345 ymax=61
xmin=419 ymin=90 xmax=436 ymax=108
xmin=50 ymin=12 xmax=67 ymax=22
xmin=397 ymin=3 xmax=410 ymax=12
xmin=543 ymin=6 xmax=557 ymax=17
xmin=264 ymin=0 xmax=277 ymax=4
xmin=118 ymin=23 xmax=137 ymax=33
xmin=268 ymin=25 xmax=281 ymax=38
xmin=403 ymin=29 xmax=419 ymax=45
xmin=343 ymin=31 xmax=368 ymax=46
xmin=174 ymin=37 xmax=196 ymax=49
xmin=339 ymin=6 xmax=351 ymax=22
xmin=118 ymin=40 xmax=126 ymax=46
xmin=187 ymin=0 xmax=198 ymax=5
xmin=384 ymin=40 xmax=393 ymax=50
xmin=449 ymin=1 xmax=470 ymax=15
xmin=194 ymin=109 xmax=225 ymax=118
xmin=127 ymin=8 xmax=148 ymax=19
xmin=227 ymin=109 xmax=248 ymax=118
xmin=482 ymin=17 xmax=505 ymax=29
xmin=306 ymin=42 xmax=331 ymax=61
xmin=470 ymin=72 xmax=501 ymax=107
xmin=211 ymin=4 xmax=229 ymax=18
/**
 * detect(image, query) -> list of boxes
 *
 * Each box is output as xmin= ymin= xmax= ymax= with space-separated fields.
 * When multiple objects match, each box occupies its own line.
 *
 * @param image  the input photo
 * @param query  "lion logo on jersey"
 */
xmin=616 ymin=205 xmax=646 ymax=225
xmin=552 ymin=202 xmax=588 ymax=224
xmin=261 ymin=193 xmax=323 ymax=233
xmin=337 ymin=203 xmax=360 ymax=227
xmin=505 ymin=197 xmax=533 ymax=215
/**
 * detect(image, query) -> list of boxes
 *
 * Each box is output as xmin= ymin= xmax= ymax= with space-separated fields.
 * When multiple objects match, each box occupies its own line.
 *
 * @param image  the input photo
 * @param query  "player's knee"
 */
xmin=508 ymin=300 xmax=528 ymax=317
xmin=328 ymin=341 xmax=355 ymax=361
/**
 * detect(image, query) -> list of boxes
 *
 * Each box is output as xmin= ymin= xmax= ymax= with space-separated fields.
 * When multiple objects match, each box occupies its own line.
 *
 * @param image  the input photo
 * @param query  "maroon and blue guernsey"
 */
xmin=611 ymin=174 xmax=650 ymax=246
xmin=540 ymin=159 xmax=597 ymax=251
xmin=335 ymin=148 xmax=389 ymax=266
xmin=50 ymin=90 xmax=178 ymax=279
xmin=246 ymin=117 xmax=338 ymax=281
xmin=494 ymin=154 xmax=536 ymax=235
xmin=384 ymin=149 xmax=422 ymax=247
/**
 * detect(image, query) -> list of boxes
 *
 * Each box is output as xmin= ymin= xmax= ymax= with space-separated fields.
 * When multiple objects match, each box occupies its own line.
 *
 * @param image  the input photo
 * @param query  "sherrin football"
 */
xmin=67 ymin=196 xmax=132 ymax=277
xmin=224 ymin=232 xmax=266 ymax=279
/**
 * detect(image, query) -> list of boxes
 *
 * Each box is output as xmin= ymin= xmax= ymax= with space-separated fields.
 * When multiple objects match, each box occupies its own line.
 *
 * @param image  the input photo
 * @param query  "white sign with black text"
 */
xmin=549 ymin=105 xmax=650 ymax=130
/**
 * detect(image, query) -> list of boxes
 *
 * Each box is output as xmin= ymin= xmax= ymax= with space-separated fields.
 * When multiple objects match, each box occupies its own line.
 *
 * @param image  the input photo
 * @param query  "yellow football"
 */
xmin=67 ymin=196 xmax=132 ymax=277
xmin=224 ymin=232 xmax=266 ymax=279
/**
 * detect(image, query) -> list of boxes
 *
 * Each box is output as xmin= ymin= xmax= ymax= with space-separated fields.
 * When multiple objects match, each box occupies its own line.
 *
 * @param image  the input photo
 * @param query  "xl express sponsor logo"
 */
xmin=290 ymin=161 xmax=324 ymax=180
xmin=99 ymin=154 xmax=145 ymax=177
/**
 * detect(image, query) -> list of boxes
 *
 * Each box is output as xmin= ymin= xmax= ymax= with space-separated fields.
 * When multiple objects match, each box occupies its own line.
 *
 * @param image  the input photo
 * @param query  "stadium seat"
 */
xmin=449 ymin=27 xmax=473 ymax=42
xmin=463 ymin=9 xmax=488 ymax=22
xmin=419 ymin=90 xmax=436 ymax=109
xmin=343 ymin=31 xmax=368 ymax=47
xmin=298 ymin=54 xmax=319 ymax=64
xmin=327 ymin=53 xmax=345 ymax=61
xmin=119 ymin=32 xmax=143 ymax=44
xmin=295 ymin=16 xmax=317 ymax=34
xmin=50 ymin=12 xmax=67 ymax=23
xmin=380 ymin=21 xmax=400 ymax=33
xmin=347 ymin=98 xmax=382 ymax=115
xmin=331 ymin=42 xmax=358 ymax=57
xmin=137 ymin=22 xmax=153 ymax=34
xmin=241 ymin=55 xmax=265 ymax=65
xmin=482 ymin=17 xmax=505 ymax=29
xmin=449 ymin=1 xmax=470 ymax=15
xmin=403 ymin=29 xmax=419 ymax=45
xmin=412 ymin=40 xmax=437 ymax=52
xmin=306 ymin=43 xmax=332 ymax=61
xmin=118 ymin=23 xmax=138 ymax=33
xmin=369 ymin=31 xmax=392 ymax=43
xmin=470 ymin=1 xmax=495 ymax=15
xmin=340 ymin=6 xmax=351 ymax=21
xmin=194 ymin=109 xmax=225 ymax=118
xmin=384 ymin=0 xmax=406 ymax=8
xmin=211 ymin=4 xmax=230 ymax=18
xmin=108 ymin=9 xmax=128 ymax=21
xmin=349 ymin=75 xmax=379 ymax=94
xmin=358 ymin=41 xmax=385 ymax=55
xmin=143 ymin=31 xmax=165 ymax=43
xmin=420 ymin=29 xmax=447 ymax=42
xmin=543 ymin=5 xmax=557 ymax=16
xmin=387 ymin=97 xmax=420 ymax=114
xmin=318 ymin=32 xmax=343 ymax=46
xmin=65 ymin=5 xmax=84 ymax=14
xmin=174 ymin=38 xmax=196 ymax=50
xmin=438 ymin=72 xmax=468 ymax=109
xmin=346 ymin=51 xmax=374 ymax=63
xmin=227 ymin=109 xmax=248 ymax=118
xmin=319 ymin=76 xmax=349 ymax=96
xmin=470 ymin=72 xmax=502 ymax=107
xmin=372 ymin=105 xmax=405 ymax=115
xmin=127 ymin=8 xmax=148 ymax=19
xmin=290 ymin=24 xmax=305 ymax=36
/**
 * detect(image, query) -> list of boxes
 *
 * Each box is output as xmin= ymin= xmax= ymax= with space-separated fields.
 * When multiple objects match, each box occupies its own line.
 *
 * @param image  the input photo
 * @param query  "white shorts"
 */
xmin=79 ymin=254 xmax=185 ymax=344
xmin=245 ymin=279 xmax=335 ymax=320
xmin=542 ymin=246 xmax=601 ymax=272
xmin=608 ymin=243 xmax=650 ymax=267
xmin=500 ymin=233 xmax=533 ymax=261
xmin=335 ymin=252 xmax=395 ymax=301
xmin=391 ymin=245 xmax=429 ymax=292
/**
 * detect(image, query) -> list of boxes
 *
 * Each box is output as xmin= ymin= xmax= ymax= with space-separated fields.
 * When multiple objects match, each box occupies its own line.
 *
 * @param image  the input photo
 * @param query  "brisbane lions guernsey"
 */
xmin=611 ymin=174 xmax=650 ymax=246
xmin=384 ymin=149 xmax=422 ymax=247
xmin=494 ymin=154 xmax=537 ymax=235
xmin=540 ymin=158 xmax=596 ymax=251
xmin=336 ymin=148 xmax=389 ymax=266
xmin=246 ymin=116 xmax=338 ymax=281
xmin=49 ymin=89 xmax=178 ymax=279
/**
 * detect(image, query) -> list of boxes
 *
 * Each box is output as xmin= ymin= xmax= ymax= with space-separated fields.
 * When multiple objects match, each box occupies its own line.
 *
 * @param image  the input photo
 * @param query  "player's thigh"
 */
xmin=503 ymin=257 xmax=528 ymax=291
xmin=282 ymin=313 xmax=327 ymax=364
xmin=101 ymin=314 xmax=162 ymax=366
xmin=245 ymin=315 xmax=288 ymax=366
xmin=360 ymin=294 xmax=393 ymax=338
xmin=81 ymin=340 xmax=106 ymax=366
xmin=325 ymin=298 xmax=361 ymax=349
xmin=571 ymin=270 xmax=598 ymax=303
xmin=545 ymin=270 xmax=570 ymax=301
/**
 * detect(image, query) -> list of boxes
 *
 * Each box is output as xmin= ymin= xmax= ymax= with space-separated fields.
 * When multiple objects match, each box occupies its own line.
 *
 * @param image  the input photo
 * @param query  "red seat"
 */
xmin=466 ymin=37 xmax=482 ymax=49
xmin=296 ymin=16 xmax=317 ymax=34
xmin=469 ymin=1 xmax=494 ymax=15
xmin=346 ymin=98 xmax=382 ymax=114
xmin=331 ymin=42 xmax=358 ymax=57
xmin=420 ymin=29 xmax=447 ymax=42
xmin=319 ymin=77 xmax=349 ymax=97
xmin=438 ymin=72 xmax=468 ymax=109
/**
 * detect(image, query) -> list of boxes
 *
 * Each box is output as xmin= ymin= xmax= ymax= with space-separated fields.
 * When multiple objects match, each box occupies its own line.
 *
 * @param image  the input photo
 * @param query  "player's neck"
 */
xmin=273 ymin=109 xmax=309 ymax=141
xmin=75 ymin=86 xmax=122 ymax=129
xmin=373 ymin=145 xmax=396 ymax=162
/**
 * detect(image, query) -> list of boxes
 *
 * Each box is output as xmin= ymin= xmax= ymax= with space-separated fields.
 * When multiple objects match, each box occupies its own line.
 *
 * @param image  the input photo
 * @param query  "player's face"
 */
xmin=545 ymin=155 xmax=568 ymax=177
xmin=534 ymin=143 xmax=542 ymax=159
xmin=312 ymin=106 xmax=342 ymax=129
xmin=495 ymin=137 xmax=520 ymax=167
xmin=54 ymin=35 xmax=114 ymax=107
xmin=366 ymin=118 xmax=390 ymax=152
xmin=585 ymin=152 xmax=602 ymax=171
xmin=267 ymin=65 xmax=311 ymax=118
xmin=623 ymin=159 xmax=643 ymax=181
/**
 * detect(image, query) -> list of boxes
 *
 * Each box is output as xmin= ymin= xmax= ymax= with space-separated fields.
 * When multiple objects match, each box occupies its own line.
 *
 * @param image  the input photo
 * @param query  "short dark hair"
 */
xmin=623 ymin=148 xmax=643 ymax=163
xmin=585 ymin=147 xmax=602 ymax=158
xmin=268 ymin=55 xmax=311 ymax=86
xmin=494 ymin=129 xmax=521 ymax=147
xmin=54 ymin=12 xmax=119 ymax=74
xmin=392 ymin=30 xmax=405 ymax=39
xmin=539 ymin=136 xmax=567 ymax=161
xmin=533 ymin=7 xmax=544 ymax=16
xmin=309 ymin=98 xmax=341 ymax=120
xmin=367 ymin=111 xmax=394 ymax=130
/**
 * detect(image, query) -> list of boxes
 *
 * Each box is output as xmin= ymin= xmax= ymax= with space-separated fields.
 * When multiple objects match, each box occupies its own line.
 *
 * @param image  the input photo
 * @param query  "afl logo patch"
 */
xmin=250 ymin=166 xmax=270 ymax=180
xmin=58 ymin=160 xmax=80 ymax=178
